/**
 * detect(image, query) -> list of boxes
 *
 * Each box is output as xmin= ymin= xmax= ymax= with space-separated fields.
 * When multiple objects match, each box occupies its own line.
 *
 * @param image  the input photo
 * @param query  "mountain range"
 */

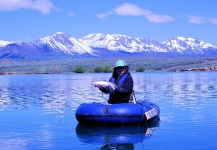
xmin=0 ymin=32 xmax=217 ymax=60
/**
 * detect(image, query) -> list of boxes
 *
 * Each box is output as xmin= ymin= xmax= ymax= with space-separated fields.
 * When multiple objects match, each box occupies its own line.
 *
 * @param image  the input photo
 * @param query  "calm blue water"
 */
xmin=0 ymin=72 xmax=217 ymax=150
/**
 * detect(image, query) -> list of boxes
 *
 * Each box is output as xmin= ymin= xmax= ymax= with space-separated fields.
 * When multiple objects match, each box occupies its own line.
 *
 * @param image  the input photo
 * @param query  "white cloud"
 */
xmin=97 ymin=3 xmax=173 ymax=23
xmin=146 ymin=14 xmax=173 ymax=23
xmin=188 ymin=16 xmax=217 ymax=25
xmin=67 ymin=11 xmax=74 ymax=17
xmin=0 ymin=0 xmax=54 ymax=14
xmin=97 ymin=11 xmax=113 ymax=19
xmin=188 ymin=16 xmax=205 ymax=24
xmin=97 ymin=13 xmax=107 ymax=19
xmin=113 ymin=3 xmax=150 ymax=16
xmin=208 ymin=17 xmax=217 ymax=25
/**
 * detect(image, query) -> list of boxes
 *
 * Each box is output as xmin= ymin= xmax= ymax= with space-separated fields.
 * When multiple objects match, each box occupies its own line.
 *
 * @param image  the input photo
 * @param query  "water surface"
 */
xmin=0 ymin=72 xmax=217 ymax=149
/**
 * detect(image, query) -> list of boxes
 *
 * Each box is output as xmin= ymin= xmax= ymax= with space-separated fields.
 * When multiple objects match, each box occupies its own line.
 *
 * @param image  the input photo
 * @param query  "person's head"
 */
xmin=113 ymin=60 xmax=129 ymax=77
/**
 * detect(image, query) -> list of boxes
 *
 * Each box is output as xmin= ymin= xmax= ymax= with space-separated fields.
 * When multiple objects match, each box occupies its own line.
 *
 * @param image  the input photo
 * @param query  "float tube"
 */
xmin=75 ymin=101 xmax=160 ymax=125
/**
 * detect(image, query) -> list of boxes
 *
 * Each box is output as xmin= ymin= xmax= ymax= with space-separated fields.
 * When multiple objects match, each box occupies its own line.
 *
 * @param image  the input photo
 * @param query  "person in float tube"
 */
xmin=99 ymin=60 xmax=136 ymax=104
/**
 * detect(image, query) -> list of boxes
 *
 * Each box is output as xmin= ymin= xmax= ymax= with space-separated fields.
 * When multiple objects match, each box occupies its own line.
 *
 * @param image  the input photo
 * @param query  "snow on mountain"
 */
xmin=79 ymin=33 xmax=153 ymax=53
xmin=79 ymin=33 xmax=217 ymax=54
xmin=0 ymin=40 xmax=24 ymax=48
xmin=136 ymin=38 xmax=169 ymax=52
xmin=162 ymin=37 xmax=217 ymax=54
xmin=1 ymin=32 xmax=217 ymax=60
xmin=79 ymin=33 xmax=178 ymax=53
xmin=0 ymin=40 xmax=13 ymax=47
xmin=33 ymin=32 xmax=95 ymax=55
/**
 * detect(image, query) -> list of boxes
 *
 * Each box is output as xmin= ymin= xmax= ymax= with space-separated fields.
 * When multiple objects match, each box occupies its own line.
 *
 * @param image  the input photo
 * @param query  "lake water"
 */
xmin=0 ymin=72 xmax=217 ymax=150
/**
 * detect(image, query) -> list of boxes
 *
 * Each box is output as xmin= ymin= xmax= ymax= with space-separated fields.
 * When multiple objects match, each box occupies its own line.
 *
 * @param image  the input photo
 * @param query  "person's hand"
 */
xmin=99 ymin=86 xmax=110 ymax=93
xmin=99 ymin=86 xmax=105 ymax=91
xmin=107 ymin=87 xmax=114 ymax=94
xmin=99 ymin=86 xmax=115 ymax=94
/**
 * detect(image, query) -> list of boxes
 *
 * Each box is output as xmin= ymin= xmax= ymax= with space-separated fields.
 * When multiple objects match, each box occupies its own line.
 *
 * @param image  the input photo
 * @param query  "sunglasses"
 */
xmin=116 ymin=67 xmax=124 ymax=70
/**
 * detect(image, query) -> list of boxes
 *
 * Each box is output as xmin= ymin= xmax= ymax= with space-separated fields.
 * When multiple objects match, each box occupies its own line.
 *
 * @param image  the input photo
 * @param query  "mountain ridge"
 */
xmin=0 ymin=32 xmax=217 ymax=60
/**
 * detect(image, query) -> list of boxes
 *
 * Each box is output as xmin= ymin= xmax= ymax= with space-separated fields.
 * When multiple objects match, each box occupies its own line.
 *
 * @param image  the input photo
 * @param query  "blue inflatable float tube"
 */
xmin=75 ymin=101 xmax=160 ymax=125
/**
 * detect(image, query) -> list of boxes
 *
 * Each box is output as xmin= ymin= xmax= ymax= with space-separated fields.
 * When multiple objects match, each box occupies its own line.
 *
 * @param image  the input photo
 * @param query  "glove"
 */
xmin=99 ymin=87 xmax=109 ymax=93
xmin=99 ymin=86 xmax=114 ymax=94
xmin=114 ymin=87 xmax=119 ymax=93
xmin=107 ymin=87 xmax=114 ymax=94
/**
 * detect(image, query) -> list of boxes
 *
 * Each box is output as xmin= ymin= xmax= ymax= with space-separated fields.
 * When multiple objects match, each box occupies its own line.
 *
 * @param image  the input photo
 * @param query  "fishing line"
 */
xmin=134 ymin=102 xmax=147 ymax=134
xmin=101 ymin=92 xmax=108 ymax=102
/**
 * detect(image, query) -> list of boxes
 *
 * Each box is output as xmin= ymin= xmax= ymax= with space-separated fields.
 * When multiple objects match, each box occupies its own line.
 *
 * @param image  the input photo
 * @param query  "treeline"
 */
xmin=0 ymin=57 xmax=217 ymax=75
xmin=74 ymin=65 xmax=145 ymax=73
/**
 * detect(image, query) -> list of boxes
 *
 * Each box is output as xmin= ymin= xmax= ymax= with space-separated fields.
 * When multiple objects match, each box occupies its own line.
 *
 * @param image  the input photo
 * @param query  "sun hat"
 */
xmin=115 ymin=60 xmax=128 ymax=68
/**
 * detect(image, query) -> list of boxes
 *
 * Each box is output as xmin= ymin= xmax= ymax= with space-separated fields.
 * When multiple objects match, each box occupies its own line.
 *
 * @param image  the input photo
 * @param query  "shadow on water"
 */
xmin=75 ymin=120 xmax=160 ymax=149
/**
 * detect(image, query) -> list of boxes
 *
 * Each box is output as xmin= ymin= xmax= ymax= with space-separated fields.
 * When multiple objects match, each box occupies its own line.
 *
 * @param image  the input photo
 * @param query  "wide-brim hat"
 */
xmin=115 ymin=60 xmax=128 ymax=68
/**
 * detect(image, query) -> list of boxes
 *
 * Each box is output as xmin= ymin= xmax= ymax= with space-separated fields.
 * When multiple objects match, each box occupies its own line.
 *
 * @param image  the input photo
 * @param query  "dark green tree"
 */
xmin=94 ymin=66 xmax=103 ymax=73
xmin=74 ymin=66 xmax=85 ymax=73
xmin=136 ymin=66 xmax=145 ymax=72
xmin=103 ymin=65 xmax=112 ymax=73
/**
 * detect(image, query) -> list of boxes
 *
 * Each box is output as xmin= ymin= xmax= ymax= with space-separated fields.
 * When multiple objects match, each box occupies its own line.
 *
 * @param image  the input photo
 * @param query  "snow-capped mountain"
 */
xmin=80 ymin=33 xmax=217 ymax=54
xmin=32 ymin=32 xmax=95 ymax=55
xmin=0 ymin=32 xmax=217 ymax=60
xmin=79 ymin=33 xmax=144 ymax=52
xmin=79 ymin=33 xmax=168 ymax=53
xmin=0 ymin=40 xmax=13 ymax=47
xmin=162 ymin=37 xmax=217 ymax=54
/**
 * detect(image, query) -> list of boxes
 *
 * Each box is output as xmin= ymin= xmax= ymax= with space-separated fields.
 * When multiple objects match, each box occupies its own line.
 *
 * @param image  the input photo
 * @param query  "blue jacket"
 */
xmin=105 ymin=72 xmax=134 ymax=104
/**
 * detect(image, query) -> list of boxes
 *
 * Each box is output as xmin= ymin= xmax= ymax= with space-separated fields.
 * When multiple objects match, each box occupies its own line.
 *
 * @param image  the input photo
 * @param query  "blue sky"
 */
xmin=0 ymin=0 xmax=217 ymax=45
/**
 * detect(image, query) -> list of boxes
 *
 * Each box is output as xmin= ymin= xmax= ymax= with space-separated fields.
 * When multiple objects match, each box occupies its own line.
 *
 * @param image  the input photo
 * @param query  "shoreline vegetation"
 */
xmin=0 ymin=57 xmax=217 ymax=75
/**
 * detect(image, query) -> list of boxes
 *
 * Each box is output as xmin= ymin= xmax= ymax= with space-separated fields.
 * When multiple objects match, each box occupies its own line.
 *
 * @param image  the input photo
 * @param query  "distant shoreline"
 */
xmin=1 ymin=68 xmax=217 ymax=76
xmin=0 ymin=57 xmax=217 ymax=75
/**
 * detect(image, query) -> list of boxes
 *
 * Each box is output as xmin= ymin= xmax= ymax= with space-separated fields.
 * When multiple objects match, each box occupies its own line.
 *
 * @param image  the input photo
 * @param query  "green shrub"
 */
xmin=94 ymin=66 xmax=103 ymax=73
xmin=103 ymin=65 xmax=112 ymax=72
xmin=87 ymin=69 xmax=94 ymax=73
xmin=136 ymin=66 xmax=145 ymax=72
xmin=74 ymin=66 xmax=85 ymax=73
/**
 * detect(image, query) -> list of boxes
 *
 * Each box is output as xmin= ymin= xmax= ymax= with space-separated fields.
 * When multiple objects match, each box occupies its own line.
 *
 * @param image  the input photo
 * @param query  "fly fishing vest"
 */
xmin=109 ymin=73 xmax=136 ymax=104
xmin=110 ymin=73 xmax=129 ymax=86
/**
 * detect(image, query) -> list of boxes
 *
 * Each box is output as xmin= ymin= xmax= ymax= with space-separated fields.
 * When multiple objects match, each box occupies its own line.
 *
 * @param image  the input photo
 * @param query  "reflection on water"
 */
xmin=133 ymin=72 xmax=217 ymax=108
xmin=0 ymin=72 xmax=217 ymax=149
xmin=76 ymin=121 xmax=159 ymax=149
xmin=1 ymin=72 xmax=216 ymax=111
xmin=0 ymin=73 xmax=111 ymax=110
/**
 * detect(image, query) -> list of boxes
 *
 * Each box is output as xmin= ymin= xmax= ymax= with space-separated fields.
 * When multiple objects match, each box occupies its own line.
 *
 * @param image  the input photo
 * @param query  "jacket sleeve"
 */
xmin=114 ymin=75 xmax=133 ymax=94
